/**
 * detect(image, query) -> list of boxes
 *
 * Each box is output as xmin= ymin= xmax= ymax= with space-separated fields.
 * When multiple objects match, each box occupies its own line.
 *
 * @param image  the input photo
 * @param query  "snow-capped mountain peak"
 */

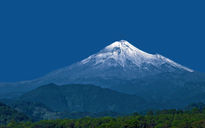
xmin=103 ymin=40 xmax=154 ymax=58
xmin=81 ymin=40 xmax=154 ymax=66
xmin=34 ymin=40 xmax=194 ymax=87
xmin=81 ymin=40 xmax=193 ymax=72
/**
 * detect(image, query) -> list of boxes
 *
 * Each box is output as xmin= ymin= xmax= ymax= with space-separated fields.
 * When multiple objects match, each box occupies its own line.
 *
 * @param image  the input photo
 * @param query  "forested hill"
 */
xmin=0 ymin=102 xmax=29 ymax=125
xmin=19 ymin=83 xmax=145 ymax=113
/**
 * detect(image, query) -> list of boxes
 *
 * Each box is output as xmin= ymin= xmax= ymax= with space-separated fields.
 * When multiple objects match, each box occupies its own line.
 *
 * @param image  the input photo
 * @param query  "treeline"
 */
xmin=3 ymin=108 xmax=205 ymax=128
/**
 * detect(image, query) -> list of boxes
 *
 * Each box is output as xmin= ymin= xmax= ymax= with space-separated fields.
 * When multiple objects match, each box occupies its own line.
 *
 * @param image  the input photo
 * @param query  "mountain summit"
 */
xmin=81 ymin=40 xmax=155 ymax=67
xmin=35 ymin=40 xmax=193 ymax=87
xmin=81 ymin=40 xmax=193 ymax=72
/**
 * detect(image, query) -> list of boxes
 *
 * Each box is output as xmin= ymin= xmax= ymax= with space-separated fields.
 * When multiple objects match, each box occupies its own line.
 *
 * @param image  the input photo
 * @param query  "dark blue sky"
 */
xmin=0 ymin=0 xmax=204 ymax=82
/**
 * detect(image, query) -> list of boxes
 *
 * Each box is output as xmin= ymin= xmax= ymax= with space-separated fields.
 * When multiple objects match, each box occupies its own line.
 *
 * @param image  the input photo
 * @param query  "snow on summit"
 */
xmin=81 ymin=40 xmax=193 ymax=72
xmin=104 ymin=40 xmax=154 ymax=58
xmin=37 ymin=40 xmax=193 ymax=86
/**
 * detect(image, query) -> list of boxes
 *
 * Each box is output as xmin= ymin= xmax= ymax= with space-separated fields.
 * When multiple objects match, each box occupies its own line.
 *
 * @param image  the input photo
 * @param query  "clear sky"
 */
xmin=0 ymin=0 xmax=204 ymax=82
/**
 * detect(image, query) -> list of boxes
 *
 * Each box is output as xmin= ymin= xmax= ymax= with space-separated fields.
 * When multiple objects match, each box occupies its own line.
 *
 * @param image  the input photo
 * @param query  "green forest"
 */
xmin=2 ymin=108 xmax=205 ymax=128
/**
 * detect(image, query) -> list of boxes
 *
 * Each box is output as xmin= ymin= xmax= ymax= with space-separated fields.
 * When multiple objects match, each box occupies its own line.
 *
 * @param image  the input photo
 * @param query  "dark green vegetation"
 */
xmin=0 ymin=102 xmax=29 ymax=125
xmin=9 ymin=101 xmax=121 ymax=121
xmin=0 ymin=84 xmax=145 ymax=121
xmin=10 ymin=101 xmax=62 ymax=121
xmin=19 ymin=84 xmax=145 ymax=114
xmin=3 ymin=108 xmax=205 ymax=128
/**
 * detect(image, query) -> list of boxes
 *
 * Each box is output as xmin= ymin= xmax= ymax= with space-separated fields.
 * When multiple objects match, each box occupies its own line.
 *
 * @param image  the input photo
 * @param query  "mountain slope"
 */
xmin=10 ymin=101 xmax=62 ymax=121
xmin=0 ymin=102 xmax=29 ymax=125
xmin=111 ymin=71 xmax=205 ymax=109
xmin=19 ymin=83 xmax=146 ymax=114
